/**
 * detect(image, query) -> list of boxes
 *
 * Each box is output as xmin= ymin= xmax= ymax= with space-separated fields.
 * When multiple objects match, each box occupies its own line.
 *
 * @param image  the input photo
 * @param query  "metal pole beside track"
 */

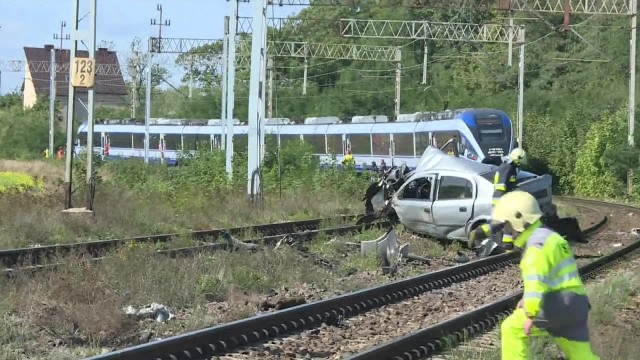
xmin=84 ymin=0 xmax=97 ymax=211
xmin=221 ymin=16 xmax=229 ymax=150
xmin=225 ymin=0 xmax=238 ymax=179
xmin=63 ymin=0 xmax=80 ymax=209
xmin=49 ymin=49 xmax=56 ymax=158
xmin=517 ymin=26 xmax=525 ymax=148
xmin=628 ymin=0 xmax=637 ymax=195
xmin=144 ymin=41 xmax=152 ymax=164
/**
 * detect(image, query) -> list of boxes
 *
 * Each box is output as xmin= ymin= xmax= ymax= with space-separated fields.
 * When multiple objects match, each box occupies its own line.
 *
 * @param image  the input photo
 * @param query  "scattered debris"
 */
xmin=613 ymin=243 xmax=623 ymax=248
xmin=631 ymin=228 xmax=639 ymax=236
xmin=454 ymin=251 xmax=470 ymax=264
xmin=123 ymin=303 xmax=174 ymax=323
xmin=221 ymin=231 xmax=259 ymax=252
xmin=259 ymin=296 xmax=307 ymax=311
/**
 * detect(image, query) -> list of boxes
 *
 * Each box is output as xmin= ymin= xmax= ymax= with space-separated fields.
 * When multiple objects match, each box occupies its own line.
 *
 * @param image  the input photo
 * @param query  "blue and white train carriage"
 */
xmin=75 ymin=108 xmax=516 ymax=170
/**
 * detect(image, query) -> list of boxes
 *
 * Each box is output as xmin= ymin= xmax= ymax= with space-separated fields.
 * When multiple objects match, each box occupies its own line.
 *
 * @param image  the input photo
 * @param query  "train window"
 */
xmin=280 ymin=134 xmax=300 ymax=148
xmin=415 ymin=132 xmax=430 ymax=154
xmin=437 ymin=176 xmax=473 ymax=200
xmin=133 ymin=134 xmax=144 ymax=149
xmin=149 ymin=134 xmax=160 ymax=150
xmin=93 ymin=133 xmax=101 ymax=147
xmin=326 ymin=134 xmax=343 ymax=155
xmin=109 ymin=133 xmax=132 ymax=148
xmin=164 ymin=134 xmax=182 ymax=151
xmin=432 ymin=131 xmax=459 ymax=153
xmin=372 ymin=134 xmax=390 ymax=156
xmin=235 ymin=134 xmax=248 ymax=153
xmin=349 ymin=134 xmax=371 ymax=155
xmin=393 ymin=134 xmax=414 ymax=156
xmin=302 ymin=134 xmax=326 ymax=154
xmin=183 ymin=135 xmax=209 ymax=150
xmin=265 ymin=134 xmax=278 ymax=151
xmin=78 ymin=132 xmax=87 ymax=146
xmin=475 ymin=116 xmax=505 ymax=140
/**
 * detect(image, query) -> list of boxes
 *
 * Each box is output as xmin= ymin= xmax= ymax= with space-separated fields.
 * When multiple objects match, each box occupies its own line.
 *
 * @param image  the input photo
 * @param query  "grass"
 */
xmin=0 ymin=179 xmax=363 ymax=250
xmin=0 ymin=244 xmax=338 ymax=359
xmin=446 ymin=264 xmax=640 ymax=360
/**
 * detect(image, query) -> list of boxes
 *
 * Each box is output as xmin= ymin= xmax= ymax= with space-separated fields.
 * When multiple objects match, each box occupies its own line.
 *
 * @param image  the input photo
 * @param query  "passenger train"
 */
xmin=75 ymin=108 xmax=516 ymax=170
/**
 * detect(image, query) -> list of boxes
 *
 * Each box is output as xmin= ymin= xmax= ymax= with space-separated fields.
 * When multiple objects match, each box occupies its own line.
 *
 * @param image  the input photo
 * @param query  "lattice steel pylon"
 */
xmin=0 ymin=60 xmax=123 ymax=75
xmin=503 ymin=0 xmax=637 ymax=193
xmin=339 ymin=19 xmax=523 ymax=43
xmin=339 ymin=17 xmax=527 ymax=146
xmin=508 ymin=0 xmax=632 ymax=14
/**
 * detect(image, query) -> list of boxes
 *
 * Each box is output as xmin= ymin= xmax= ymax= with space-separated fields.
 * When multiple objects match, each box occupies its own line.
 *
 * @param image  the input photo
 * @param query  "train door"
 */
xmin=159 ymin=134 xmax=166 ymax=164
xmin=101 ymin=133 xmax=110 ymax=158
xmin=210 ymin=134 xmax=219 ymax=150
xmin=389 ymin=134 xmax=396 ymax=166
xmin=343 ymin=134 xmax=350 ymax=155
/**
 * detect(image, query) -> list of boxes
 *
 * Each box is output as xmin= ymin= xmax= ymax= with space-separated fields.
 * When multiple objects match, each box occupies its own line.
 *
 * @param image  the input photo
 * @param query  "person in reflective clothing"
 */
xmin=492 ymin=148 xmax=527 ymax=250
xmin=492 ymin=191 xmax=599 ymax=360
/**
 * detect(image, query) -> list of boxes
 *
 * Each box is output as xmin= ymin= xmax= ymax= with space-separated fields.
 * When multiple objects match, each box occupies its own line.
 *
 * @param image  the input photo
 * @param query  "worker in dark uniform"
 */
xmin=468 ymin=148 xmax=527 ymax=255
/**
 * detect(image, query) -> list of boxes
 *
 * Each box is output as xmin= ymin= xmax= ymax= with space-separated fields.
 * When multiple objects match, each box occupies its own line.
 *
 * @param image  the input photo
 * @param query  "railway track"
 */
xmin=346 ymin=197 xmax=640 ymax=360
xmin=82 ymin=198 xmax=630 ymax=360
xmin=0 ymin=213 xmax=375 ymax=274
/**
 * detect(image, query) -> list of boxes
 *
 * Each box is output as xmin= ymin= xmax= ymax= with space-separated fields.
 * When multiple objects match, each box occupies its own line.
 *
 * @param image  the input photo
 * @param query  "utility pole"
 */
xmin=131 ymin=51 xmax=139 ymax=118
xmin=226 ymin=0 xmax=239 ymax=179
xmin=63 ymin=0 xmax=97 ymax=212
xmin=221 ymin=16 xmax=229 ymax=151
xmin=267 ymin=56 xmax=273 ymax=120
xmin=150 ymin=4 xmax=170 ymax=51
xmin=628 ymin=0 xmax=637 ymax=194
xmin=188 ymin=55 xmax=194 ymax=98
xmin=53 ymin=21 xmax=71 ymax=51
xmin=49 ymin=49 xmax=56 ymax=158
xmin=394 ymin=47 xmax=401 ymax=120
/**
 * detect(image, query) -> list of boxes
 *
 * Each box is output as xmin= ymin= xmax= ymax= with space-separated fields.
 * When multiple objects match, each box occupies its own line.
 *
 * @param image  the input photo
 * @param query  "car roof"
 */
xmin=414 ymin=146 xmax=497 ymax=176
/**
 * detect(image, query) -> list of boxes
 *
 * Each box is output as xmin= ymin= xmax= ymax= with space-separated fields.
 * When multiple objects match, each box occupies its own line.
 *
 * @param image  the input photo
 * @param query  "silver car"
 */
xmin=391 ymin=147 xmax=556 ymax=241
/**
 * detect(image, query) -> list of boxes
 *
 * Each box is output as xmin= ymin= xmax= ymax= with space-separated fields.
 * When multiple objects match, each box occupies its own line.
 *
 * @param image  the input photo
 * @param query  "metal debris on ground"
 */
xmin=221 ymin=231 xmax=259 ymax=252
xmin=123 ymin=303 xmax=174 ymax=323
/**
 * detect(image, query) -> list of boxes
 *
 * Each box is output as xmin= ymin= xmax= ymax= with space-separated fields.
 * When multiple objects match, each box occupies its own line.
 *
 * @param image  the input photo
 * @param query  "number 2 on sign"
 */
xmin=71 ymin=58 xmax=96 ymax=88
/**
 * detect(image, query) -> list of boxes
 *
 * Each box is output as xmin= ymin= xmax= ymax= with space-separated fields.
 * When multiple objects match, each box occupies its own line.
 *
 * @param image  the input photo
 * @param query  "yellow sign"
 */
xmin=71 ymin=57 xmax=96 ymax=88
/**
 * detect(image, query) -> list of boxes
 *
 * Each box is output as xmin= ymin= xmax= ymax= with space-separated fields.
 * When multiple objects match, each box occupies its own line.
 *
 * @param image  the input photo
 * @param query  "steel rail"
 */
xmin=82 ymin=198 xmax=608 ymax=360
xmin=0 ymin=213 xmax=362 ymax=268
xmin=3 ymin=220 xmax=387 ymax=277
xmin=347 ymin=199 xmax=638 ymax=360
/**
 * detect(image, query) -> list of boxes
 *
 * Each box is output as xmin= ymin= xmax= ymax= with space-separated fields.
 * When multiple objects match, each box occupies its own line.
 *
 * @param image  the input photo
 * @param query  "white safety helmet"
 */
xmin=491 ymin=190 xmax=542 ymax=233
xmin=508 ymin=148 xmax=527 ymax=166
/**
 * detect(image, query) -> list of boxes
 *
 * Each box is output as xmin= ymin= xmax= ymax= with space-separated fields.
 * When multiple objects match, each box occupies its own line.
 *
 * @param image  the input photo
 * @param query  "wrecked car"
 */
xmin=361 ymin=146 xmax=582 ymax=248
xmin=393 ymin=146 xmax=556 ymax=240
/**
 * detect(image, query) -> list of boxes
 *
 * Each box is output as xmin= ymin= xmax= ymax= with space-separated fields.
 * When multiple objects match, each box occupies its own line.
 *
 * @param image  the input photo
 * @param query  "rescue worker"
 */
xmin=57 ymin=146 xmax=64 ymax=160
xmin=342 ymin=150 xmax=355 ymax=167
xmin=379 ymin=159 xmax=388 ymax=173
xmin=492 ymin=147 xmax=527 ymax=250
xmin=42 ymin=148 xmax=50 ymax=159
xmin=493 ymin=190 xmax=599 ymax=360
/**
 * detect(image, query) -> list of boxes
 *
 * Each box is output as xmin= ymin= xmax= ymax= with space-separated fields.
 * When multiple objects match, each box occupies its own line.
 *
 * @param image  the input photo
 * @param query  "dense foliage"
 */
xmin=2 ymin=0 xmax=640 ymax=200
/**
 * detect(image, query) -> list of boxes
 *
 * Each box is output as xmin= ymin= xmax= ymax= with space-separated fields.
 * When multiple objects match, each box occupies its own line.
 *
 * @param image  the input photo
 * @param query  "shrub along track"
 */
xmin=82 ymin=198 xmax=635 ymax=360
xmin=0 ymin=213 xmax=376 ymax=276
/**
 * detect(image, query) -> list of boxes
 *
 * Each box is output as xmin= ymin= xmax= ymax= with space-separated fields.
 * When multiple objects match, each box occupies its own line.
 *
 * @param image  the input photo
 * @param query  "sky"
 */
xmin=0 ymin=0 xmax=302 ymax=95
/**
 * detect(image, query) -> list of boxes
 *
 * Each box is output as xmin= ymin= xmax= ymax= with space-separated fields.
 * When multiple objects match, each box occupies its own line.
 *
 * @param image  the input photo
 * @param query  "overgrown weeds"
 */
xmin=0 ymin=244 xmax=335 ymax=358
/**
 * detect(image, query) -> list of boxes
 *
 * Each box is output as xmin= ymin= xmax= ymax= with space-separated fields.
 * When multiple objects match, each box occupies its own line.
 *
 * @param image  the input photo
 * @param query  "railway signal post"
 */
xmin=63 ymin=0 xmax=97 ymax=214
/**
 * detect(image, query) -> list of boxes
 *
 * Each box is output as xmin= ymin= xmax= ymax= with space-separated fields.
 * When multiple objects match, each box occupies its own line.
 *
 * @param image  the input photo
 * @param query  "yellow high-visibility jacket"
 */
xmin=492 ymin=161 xmax=517 ymax=204
xmin=515 ymin=220 xmax=586 ymax=318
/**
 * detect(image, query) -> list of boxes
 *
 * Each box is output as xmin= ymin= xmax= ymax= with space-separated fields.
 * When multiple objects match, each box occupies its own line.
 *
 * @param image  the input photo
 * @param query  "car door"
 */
xmin=392 ymin=174 xmax=436 ymax=234
xmin=430 ymin=174 xmax=476 ymax=238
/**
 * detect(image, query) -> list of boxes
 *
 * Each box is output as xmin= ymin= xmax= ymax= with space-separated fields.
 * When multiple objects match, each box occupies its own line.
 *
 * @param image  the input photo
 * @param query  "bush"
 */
xmin=0 ymin=172 xmax=43 ymax=193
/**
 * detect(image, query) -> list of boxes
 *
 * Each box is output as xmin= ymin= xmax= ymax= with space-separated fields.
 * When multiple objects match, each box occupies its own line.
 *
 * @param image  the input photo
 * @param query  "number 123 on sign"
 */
xmin=71 ymin=58 xmax=96 ymax=88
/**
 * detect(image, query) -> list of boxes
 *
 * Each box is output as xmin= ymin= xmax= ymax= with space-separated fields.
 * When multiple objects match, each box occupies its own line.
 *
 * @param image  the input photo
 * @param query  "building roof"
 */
xmin=23 ymin=45 xmax=127 ymax=97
